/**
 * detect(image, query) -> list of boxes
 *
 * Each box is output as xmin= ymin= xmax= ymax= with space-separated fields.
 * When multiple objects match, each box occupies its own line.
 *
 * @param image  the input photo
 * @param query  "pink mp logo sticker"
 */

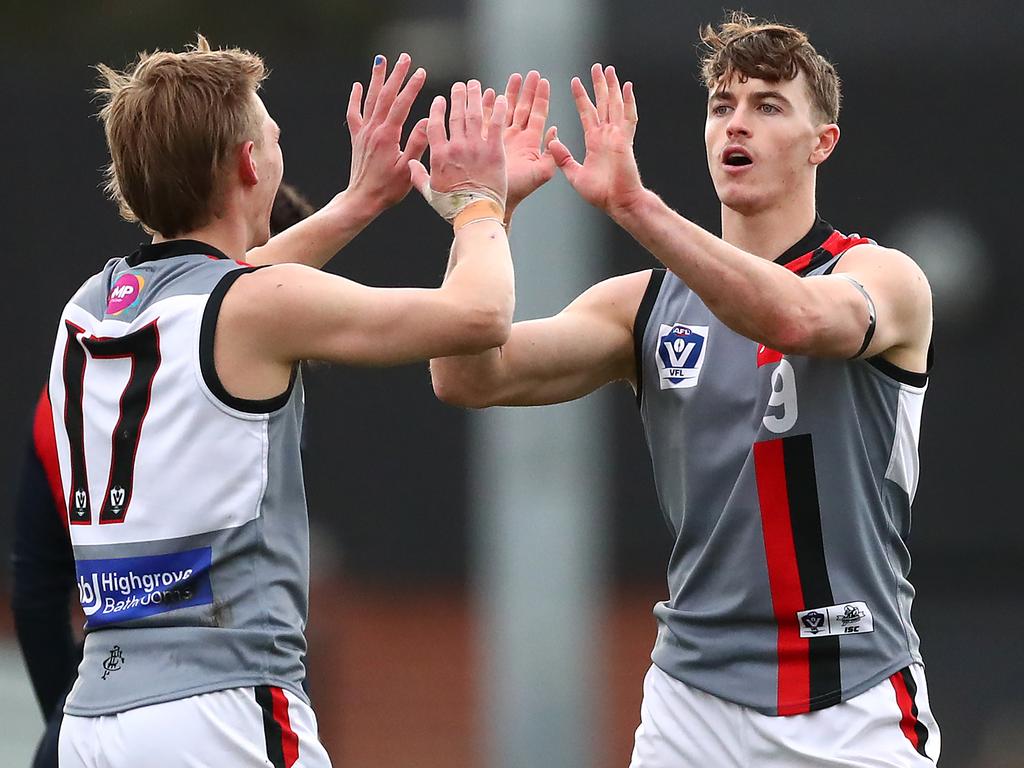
xmin=107 ymin=274 xmax=145 ymax=315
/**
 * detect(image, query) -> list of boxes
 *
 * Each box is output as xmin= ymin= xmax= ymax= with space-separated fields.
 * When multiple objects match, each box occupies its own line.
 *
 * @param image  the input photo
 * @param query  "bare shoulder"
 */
xmin=230 ymin=262 xmax=320 ymax=294
xmin=216 ymin=263 xmax=348 ymax=351
xmin=833 ymin=243 xmax=932 ymax=368
xmin=834 ymin=244 xmax=929 ymax=288
xmin=222 ymin=263 xmax=348 ymax=317
xmin=833 ymin=244 xmax=931 ymax=315
xmin=563 ymin=269 xmax=657 ymax=326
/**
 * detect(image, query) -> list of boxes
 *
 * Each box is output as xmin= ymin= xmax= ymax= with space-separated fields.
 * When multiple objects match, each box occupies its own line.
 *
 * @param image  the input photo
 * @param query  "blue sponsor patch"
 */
xmin=76 ymin=547 xmax=213 ymax=628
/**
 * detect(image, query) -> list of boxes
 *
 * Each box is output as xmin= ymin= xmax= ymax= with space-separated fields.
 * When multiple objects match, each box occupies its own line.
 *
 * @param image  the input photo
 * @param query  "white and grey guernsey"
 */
xmin=47 ymin=240 xmax=308 ymax=716
xmin=634 ymin=218 xmax=931 ymax=717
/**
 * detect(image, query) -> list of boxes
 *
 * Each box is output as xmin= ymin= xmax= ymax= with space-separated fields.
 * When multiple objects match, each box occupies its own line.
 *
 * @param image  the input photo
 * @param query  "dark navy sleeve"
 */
xmin=11 ymin=434 xmax=81 ymax=718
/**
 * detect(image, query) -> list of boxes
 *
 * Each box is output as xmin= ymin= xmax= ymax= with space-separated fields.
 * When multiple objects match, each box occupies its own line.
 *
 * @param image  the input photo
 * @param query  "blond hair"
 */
xmin=95 ymin=35 xmax=267 ymax=236
xmin=700 ymin=12 xmax=841 ymax=123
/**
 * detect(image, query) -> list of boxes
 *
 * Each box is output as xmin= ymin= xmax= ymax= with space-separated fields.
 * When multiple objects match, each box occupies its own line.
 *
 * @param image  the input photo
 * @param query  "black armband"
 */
xmin=835 ymin=274 xmax=877 ymax=359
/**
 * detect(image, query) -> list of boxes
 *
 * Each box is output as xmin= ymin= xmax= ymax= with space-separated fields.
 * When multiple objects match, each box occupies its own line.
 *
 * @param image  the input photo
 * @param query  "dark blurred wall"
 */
xmin=3 ymin=2 xmax=1021 ymax=765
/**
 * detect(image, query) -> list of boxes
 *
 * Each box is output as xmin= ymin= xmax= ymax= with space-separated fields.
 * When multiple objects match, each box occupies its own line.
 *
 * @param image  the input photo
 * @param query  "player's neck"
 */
xmin=151 ymin=216 xmax=251 ymax=262
xmin=720 ymin=193 xmax=818 ymax=262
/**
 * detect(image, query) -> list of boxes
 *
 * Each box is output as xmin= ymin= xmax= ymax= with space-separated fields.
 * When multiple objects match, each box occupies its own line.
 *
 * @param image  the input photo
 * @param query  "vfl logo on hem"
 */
xmin=73 ymin=488 xmax=88 ymax=517
xmin=76 ymin=547 xmax=214 ymax=628
xmin=101 ymin=646 xmax=125 ymax=680
xmin=108 ymin=486 xmax=126 ymax=517
xmin=797 ymin=601 xmax=874 ymax=638
xmin=656 ymin=324 xmax=709 ymax=389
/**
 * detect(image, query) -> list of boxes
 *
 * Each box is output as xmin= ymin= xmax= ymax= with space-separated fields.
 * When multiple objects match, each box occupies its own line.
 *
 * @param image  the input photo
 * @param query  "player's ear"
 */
xmin=238 ymin=140 xmax=260 ymax=186
xmin=810 ymin=123 xmax=839 ymax=167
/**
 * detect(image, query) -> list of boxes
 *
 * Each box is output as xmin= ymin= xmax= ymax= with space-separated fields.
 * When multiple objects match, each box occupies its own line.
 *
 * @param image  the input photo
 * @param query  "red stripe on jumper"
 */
xmin=753 ymin=438 xmax=809 ymax=715
xmin=783 ymin=250 xmax=814 ymax=274
xmin=757 ymin=344 xmax=784 ymax=367
xmin=820 ymin=230 xmax=871 ymax=258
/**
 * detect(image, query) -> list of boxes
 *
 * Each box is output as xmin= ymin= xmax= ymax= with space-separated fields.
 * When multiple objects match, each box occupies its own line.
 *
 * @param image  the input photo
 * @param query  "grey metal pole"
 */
xmin=468 ymin=3 xmax=609 ymax=767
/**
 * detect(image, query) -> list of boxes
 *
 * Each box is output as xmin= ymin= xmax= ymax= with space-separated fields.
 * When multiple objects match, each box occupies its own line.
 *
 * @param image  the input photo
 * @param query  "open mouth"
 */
xmin=723 ymin=150 xmax=753 ymax=167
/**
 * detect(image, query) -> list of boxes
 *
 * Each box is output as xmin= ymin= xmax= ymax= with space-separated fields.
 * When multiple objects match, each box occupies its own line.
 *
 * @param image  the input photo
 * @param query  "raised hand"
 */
xmin=548 ymin=64 xmax=644 ymax=218
xmin=481 ymin=71 xmax=557 ymax=221
xmin=345 ymin=53 xmax=429 ymax=213
xmin=409 ymin=80 xmax=508 ymax=214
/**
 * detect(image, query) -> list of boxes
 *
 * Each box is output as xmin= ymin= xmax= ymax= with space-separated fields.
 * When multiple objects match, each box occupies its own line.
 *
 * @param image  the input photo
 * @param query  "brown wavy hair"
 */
xmin=95 ymin=35 xmax=267 ymax=236
xmin=699 ymin=12 xmax=841 ymax=123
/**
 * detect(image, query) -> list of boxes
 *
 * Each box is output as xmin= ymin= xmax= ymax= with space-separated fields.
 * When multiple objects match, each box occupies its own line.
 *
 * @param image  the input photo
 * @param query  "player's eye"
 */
xmin=758 ymin=103 xmax=780 ymax=114
xmin=711 ymin=104 xmax=731 ymax=116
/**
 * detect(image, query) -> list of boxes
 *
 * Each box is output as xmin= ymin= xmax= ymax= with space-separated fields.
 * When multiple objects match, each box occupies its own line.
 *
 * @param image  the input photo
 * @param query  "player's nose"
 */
xmin=725 ymin=108 xmax=751 ymax=139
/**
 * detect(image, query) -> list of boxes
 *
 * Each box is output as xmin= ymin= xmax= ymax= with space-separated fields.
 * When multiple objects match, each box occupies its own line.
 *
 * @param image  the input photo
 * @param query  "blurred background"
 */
xmin=2 ymin=1 xmax=1021 ymax=766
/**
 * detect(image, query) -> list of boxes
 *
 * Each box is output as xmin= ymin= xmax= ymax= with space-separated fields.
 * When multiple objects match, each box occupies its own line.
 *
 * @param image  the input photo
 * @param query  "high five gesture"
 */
xmin=409 ymin=79 xmax=508 ymax=219
xmin=482 ymin=71 xmax=558 ymax=224
xmin=345 ymin=53 xmax=429 ymax=212
xmin=548 ymin=64 xmax=644 ymax=219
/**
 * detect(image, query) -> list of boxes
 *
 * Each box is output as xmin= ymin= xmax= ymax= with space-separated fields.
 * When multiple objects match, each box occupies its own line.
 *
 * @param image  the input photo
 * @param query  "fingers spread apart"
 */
xmin=570 ymin=76 xmax=599 ymax=131
xmin=504 ymin=73 xmax=523 ymax=128
xmin=487 ymin=94 xmax=508 ymax=143
xmin=349 ymin=54 xmax=428 ymax=136
xmin=426 ymin=94 xmax=449 ymax=147
xmin=605 ymin=66 xmax=624 ymax=123
xmin=465 ymin=80 xmax=483 ymax=137
xmin=527 ymin=76 xmax=551 ymax=136
xmin=449 ymin=81 xmax=467 ymax=139
xmin=369 ymin=53 xmax=412 ymax=125
xmin=512 ymin=70 xmax=540 ymax=129
xmin=591 ymin=62 xmax=609 ymax=123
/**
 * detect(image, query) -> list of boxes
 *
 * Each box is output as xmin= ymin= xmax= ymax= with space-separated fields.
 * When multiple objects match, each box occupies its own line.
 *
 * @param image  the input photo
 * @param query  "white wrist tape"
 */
xmin=420 ymin=186 xmax=504 ymax=223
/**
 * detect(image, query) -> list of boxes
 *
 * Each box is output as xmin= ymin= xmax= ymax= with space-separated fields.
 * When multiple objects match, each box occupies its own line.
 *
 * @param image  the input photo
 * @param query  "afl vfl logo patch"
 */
xmin=797 ymin=601 xmax=874 ymax=638
xmin=106 ymin=273 xmax=145 ymax=316
xmin=656 ymin=324 xmax=709 ymax=389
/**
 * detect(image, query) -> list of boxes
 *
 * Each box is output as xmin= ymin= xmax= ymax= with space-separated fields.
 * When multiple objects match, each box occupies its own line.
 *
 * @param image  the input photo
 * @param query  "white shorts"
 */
xmin=630 ymin=664 xmax=941 ymax=767
xmin=59 ymin=686 xmax=331 ymax=768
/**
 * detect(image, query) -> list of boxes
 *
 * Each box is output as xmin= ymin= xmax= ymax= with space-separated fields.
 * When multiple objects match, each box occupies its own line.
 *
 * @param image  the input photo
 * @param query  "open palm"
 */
xmin=548 ymin=64 xmax=645 ymax=218
xmin=482 ymin=71 xmax=557 ymax=220
xmin=346 ymin=53 xmax=429 ymax=212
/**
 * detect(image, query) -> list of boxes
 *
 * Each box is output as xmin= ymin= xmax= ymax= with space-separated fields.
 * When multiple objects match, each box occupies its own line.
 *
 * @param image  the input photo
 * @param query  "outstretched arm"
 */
xmin=550 ymin=64 xmax=931 ymax=366
xmin=613 ymin=194 xmax=931 ymax=364
xmin=216 ymin=80 xmax=514 ymax=399
xmin=431 ymin=270 xmax=651 ymax=408
xmin=247 ymin=53 xmax=428 ymax=268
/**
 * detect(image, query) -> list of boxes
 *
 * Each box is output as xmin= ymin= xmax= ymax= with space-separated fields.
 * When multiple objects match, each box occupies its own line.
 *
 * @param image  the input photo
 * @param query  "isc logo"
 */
xmin=656 ymin=324 xmax=710 ymax=389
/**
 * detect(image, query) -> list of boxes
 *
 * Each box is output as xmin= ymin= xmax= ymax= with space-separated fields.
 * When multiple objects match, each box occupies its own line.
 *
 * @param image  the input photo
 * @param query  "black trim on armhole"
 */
xmin=867 ymin=342 xmax=933 ymax=387
xmin=633 ymin=269 xmax=666 ymax=407
xmin=822 ymin=255 xmax=843 ymax=275
xmin=200 ymin=267 xmax=298 ymax=414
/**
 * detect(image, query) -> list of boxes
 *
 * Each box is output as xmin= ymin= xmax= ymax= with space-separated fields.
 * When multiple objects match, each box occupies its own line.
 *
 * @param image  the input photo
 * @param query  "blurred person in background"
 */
xmin=47 ymin=35 xmax=515 ymax=767
xmin=432 ymin=12 xmax=939 ymax=766
xmin=11 ymin=181 xmax=315 ymax=768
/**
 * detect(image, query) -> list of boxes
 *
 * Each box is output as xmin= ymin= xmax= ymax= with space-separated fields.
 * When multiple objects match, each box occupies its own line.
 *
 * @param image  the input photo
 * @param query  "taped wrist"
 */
xmin=420 ymin=186 xmax=504 ymax=224
xmin=453 ymin=200 xmax=505 ymax=232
